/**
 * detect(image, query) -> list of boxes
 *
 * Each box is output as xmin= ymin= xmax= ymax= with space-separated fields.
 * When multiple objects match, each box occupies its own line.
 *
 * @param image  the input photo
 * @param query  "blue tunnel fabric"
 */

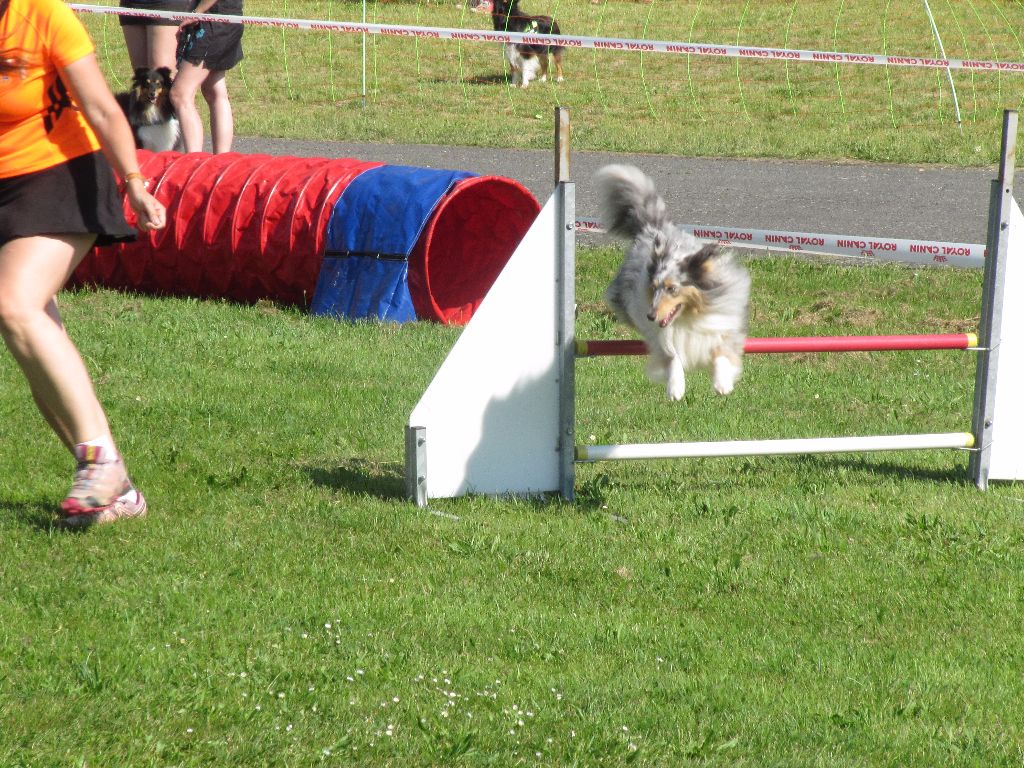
xmin=310 ymin=256 xmax=416 ymax=323
xmin=311 ymin=165 xmax=476 ymax=322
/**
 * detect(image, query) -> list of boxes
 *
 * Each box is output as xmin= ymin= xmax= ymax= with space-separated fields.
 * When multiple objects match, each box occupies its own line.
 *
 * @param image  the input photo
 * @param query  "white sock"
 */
xmin=80 ymin=436 xmax=115 ymax=453
xmin=75 ymin=435 xmax=117 ymax=463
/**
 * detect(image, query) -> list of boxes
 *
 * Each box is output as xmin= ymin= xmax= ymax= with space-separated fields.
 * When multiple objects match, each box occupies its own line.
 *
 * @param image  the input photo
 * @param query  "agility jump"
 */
xmin=405 ymin=110 xmax=1023 ymax=505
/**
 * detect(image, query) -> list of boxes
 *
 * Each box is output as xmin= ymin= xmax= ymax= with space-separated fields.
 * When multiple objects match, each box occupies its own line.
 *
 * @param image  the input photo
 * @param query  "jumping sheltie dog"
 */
xmin=597 ymin=164 xmax=751 ymax=401
xmin=490 ymin=0 xmax=565 ymax=88
xmin=115 ymin=67 xmax=182 ymax=153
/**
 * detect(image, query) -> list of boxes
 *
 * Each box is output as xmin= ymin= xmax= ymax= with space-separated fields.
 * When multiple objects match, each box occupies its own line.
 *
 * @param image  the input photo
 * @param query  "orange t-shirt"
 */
xmin=0 ymin=0 xmax=102 ymax=178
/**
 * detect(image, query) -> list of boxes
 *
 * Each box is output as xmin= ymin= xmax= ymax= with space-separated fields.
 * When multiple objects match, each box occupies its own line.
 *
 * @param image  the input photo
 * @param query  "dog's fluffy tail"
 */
xmin=595 ymin=164 xmax=667 ymax=238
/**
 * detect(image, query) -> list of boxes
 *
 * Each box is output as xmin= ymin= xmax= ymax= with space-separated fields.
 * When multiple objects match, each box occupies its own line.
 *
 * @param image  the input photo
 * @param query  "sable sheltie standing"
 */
xmin=490 ymin=0 xmax=565 ymax=88
xmin=597 ymin=164 xmax=751 ymax=401
xmin=115 ymin=67 xmax=182 ymax=153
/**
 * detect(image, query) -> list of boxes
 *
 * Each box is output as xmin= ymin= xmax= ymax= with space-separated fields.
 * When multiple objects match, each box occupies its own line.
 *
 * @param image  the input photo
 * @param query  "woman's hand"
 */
xmin=125 ymin=181 xmax=166 ymax=232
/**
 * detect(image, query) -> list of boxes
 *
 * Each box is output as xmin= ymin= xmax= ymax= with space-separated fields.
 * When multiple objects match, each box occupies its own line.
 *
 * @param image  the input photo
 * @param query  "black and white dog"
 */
xmin=115 ymin=67 xmax=182 ymax=152
xmin=489 ymin=0 xmax=565 ymax=88
xmin=598 ymin=165 xmax=751 ymax=401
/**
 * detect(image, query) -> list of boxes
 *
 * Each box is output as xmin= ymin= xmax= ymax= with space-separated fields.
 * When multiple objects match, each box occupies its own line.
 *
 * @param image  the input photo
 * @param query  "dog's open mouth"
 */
xmin=657 ymin=306 xmax=679 ymax=328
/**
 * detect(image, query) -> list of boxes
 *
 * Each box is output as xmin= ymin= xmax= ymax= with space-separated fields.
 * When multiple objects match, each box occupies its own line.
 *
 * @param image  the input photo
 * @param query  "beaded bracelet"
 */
xmin=121 ymin=171 xmax=148 ymax=193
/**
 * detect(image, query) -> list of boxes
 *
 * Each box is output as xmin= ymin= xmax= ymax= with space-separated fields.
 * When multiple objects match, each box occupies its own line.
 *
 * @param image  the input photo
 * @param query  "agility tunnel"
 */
xmin=73 ymin=150 xmax=540 ymax=325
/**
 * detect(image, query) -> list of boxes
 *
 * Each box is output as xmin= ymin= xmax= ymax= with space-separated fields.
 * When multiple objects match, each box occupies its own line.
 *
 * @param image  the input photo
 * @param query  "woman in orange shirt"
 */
xmin=0 ymin=0 xmax=166 ymax=527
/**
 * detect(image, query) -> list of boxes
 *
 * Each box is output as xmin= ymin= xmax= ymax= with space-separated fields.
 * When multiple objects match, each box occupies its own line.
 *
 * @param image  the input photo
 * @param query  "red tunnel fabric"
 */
xmin=75 ymin=151 xmax=383 ymax=305
xmin=407 ymin=175 xmax=540 ymax=325
xmin=73 ymin=151 xmax=540 ymax=323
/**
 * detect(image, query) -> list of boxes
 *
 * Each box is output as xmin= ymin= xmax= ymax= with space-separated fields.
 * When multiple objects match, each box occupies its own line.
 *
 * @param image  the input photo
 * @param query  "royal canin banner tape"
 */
xmin=575 ymin=217 xmax=985 ymax=268
xmin=71 ymin=5 xmax=1024 ymax=74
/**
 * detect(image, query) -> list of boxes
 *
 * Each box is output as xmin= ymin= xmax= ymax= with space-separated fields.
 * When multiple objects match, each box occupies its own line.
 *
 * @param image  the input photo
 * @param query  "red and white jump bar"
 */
xmin=577 ymin=333 xmax=979 ymax=357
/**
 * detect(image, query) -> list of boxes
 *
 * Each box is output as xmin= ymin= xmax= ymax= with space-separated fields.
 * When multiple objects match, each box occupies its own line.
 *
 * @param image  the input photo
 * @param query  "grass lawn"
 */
xmin=2 ymin=248 xmax=1022 ymax=766
xmin=77 ymin=0 xmax=1024 ymax=165
xmin=4 ymin=2 xmax=1022 ymax=765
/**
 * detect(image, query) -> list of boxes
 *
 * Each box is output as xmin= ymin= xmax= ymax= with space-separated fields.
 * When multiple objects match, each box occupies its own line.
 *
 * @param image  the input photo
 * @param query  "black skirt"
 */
xmin=0 ymin=152 xmax=137 ymax=247
xmin=119 ymin=0 xmax=193 ymax=27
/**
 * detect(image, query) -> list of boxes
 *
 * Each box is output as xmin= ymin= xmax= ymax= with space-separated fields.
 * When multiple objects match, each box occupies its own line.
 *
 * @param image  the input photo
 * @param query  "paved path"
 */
xmin=234 ymin=136 xmax=1002 ymax=248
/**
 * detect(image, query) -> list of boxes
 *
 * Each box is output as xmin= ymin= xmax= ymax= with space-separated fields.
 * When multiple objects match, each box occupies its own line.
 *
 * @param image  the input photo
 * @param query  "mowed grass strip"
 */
xmin=2 ymin=251 xmax=1022 ymax=766
xmin=78 ymin=0 xmax=1024 ymax=165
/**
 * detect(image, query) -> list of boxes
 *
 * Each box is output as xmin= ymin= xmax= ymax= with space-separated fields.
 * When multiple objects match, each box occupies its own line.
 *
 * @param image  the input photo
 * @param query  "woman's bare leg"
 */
xmin=0 ymin=234 xmax=114 ymax=450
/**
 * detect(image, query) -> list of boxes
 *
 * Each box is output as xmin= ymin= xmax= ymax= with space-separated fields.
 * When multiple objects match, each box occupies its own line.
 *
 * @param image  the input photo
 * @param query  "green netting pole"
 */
xmin=923 ymin=0 xmax=962 ymax=133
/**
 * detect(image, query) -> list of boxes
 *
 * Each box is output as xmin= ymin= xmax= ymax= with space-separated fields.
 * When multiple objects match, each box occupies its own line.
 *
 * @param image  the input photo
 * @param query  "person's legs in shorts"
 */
xmin=121 ymin=23 xmax=150 ymax=70
xmin=170 ymin=60 xmax=210 ymax=152
xmin=201 ymin=69 xmax=233 ymax=153
xmin=0 ymin=234 xmax=113 ymax=448
xmin=121 ymin=21 xmax=179 ymax=74
xmin=0 ymin=234 xmax=145 ymax=522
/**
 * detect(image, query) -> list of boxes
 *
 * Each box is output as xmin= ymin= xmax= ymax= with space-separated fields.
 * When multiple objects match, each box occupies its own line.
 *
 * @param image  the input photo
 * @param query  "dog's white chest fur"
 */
xmin=134 ymin=117 xmax=181 ymax=153
xmin=505 ymin=44 xmax=544 ymax=87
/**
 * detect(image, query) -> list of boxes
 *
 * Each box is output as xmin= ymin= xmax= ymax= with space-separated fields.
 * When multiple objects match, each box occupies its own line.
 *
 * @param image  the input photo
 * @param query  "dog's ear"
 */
xmin=686 ymin=244 xmax=720 ymax=288
xmin=155 ymin=66 xmax=173 ymax=80
xmin=133 ymin=67 xmax=148 ymax=78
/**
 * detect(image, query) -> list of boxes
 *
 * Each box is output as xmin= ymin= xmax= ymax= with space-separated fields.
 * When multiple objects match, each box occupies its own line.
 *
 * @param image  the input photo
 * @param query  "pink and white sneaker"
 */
xmin=59 ymin=444 xmax=146 ymax=527
xmin=59 ymin=488 xmax=147 ymax=529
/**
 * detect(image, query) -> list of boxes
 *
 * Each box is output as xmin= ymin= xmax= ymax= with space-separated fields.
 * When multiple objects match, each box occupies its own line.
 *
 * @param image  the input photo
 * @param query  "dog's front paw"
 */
xmin=556 ymin=75 xmax=564 ymax=82
xmin=712 ymin=356 xmax=741 ymax=395
xmin=667 ymin=371 xmax=686 ymax=401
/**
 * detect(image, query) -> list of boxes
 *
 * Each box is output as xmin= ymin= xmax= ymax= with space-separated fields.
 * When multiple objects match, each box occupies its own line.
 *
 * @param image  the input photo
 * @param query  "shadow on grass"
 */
xmin=0 ymin=499 xmax=65 ymax=531
xmin=792 ymin=454 xmax=973 ymax=486
xmin=304 ymin=458 xmax=406 ymax=500
xmin=432 ymin=73 xmax=508 ymax=86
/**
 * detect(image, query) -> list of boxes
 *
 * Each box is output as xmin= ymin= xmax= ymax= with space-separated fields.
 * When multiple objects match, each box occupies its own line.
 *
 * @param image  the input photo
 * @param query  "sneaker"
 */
xmin=59 ymin=488 xmax=148 ymax=529
xmin=60 ymin=443 xmax=132 ymax=515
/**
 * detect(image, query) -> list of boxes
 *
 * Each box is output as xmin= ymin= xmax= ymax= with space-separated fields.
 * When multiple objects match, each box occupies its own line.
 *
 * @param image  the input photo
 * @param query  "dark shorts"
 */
xmin=120 ymin=0 xmax=194 ymax=27
xmin=0 ymin=153 xmax=136 ymax=248
xmin=179 ymin=1 xmax=244 ymax=71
